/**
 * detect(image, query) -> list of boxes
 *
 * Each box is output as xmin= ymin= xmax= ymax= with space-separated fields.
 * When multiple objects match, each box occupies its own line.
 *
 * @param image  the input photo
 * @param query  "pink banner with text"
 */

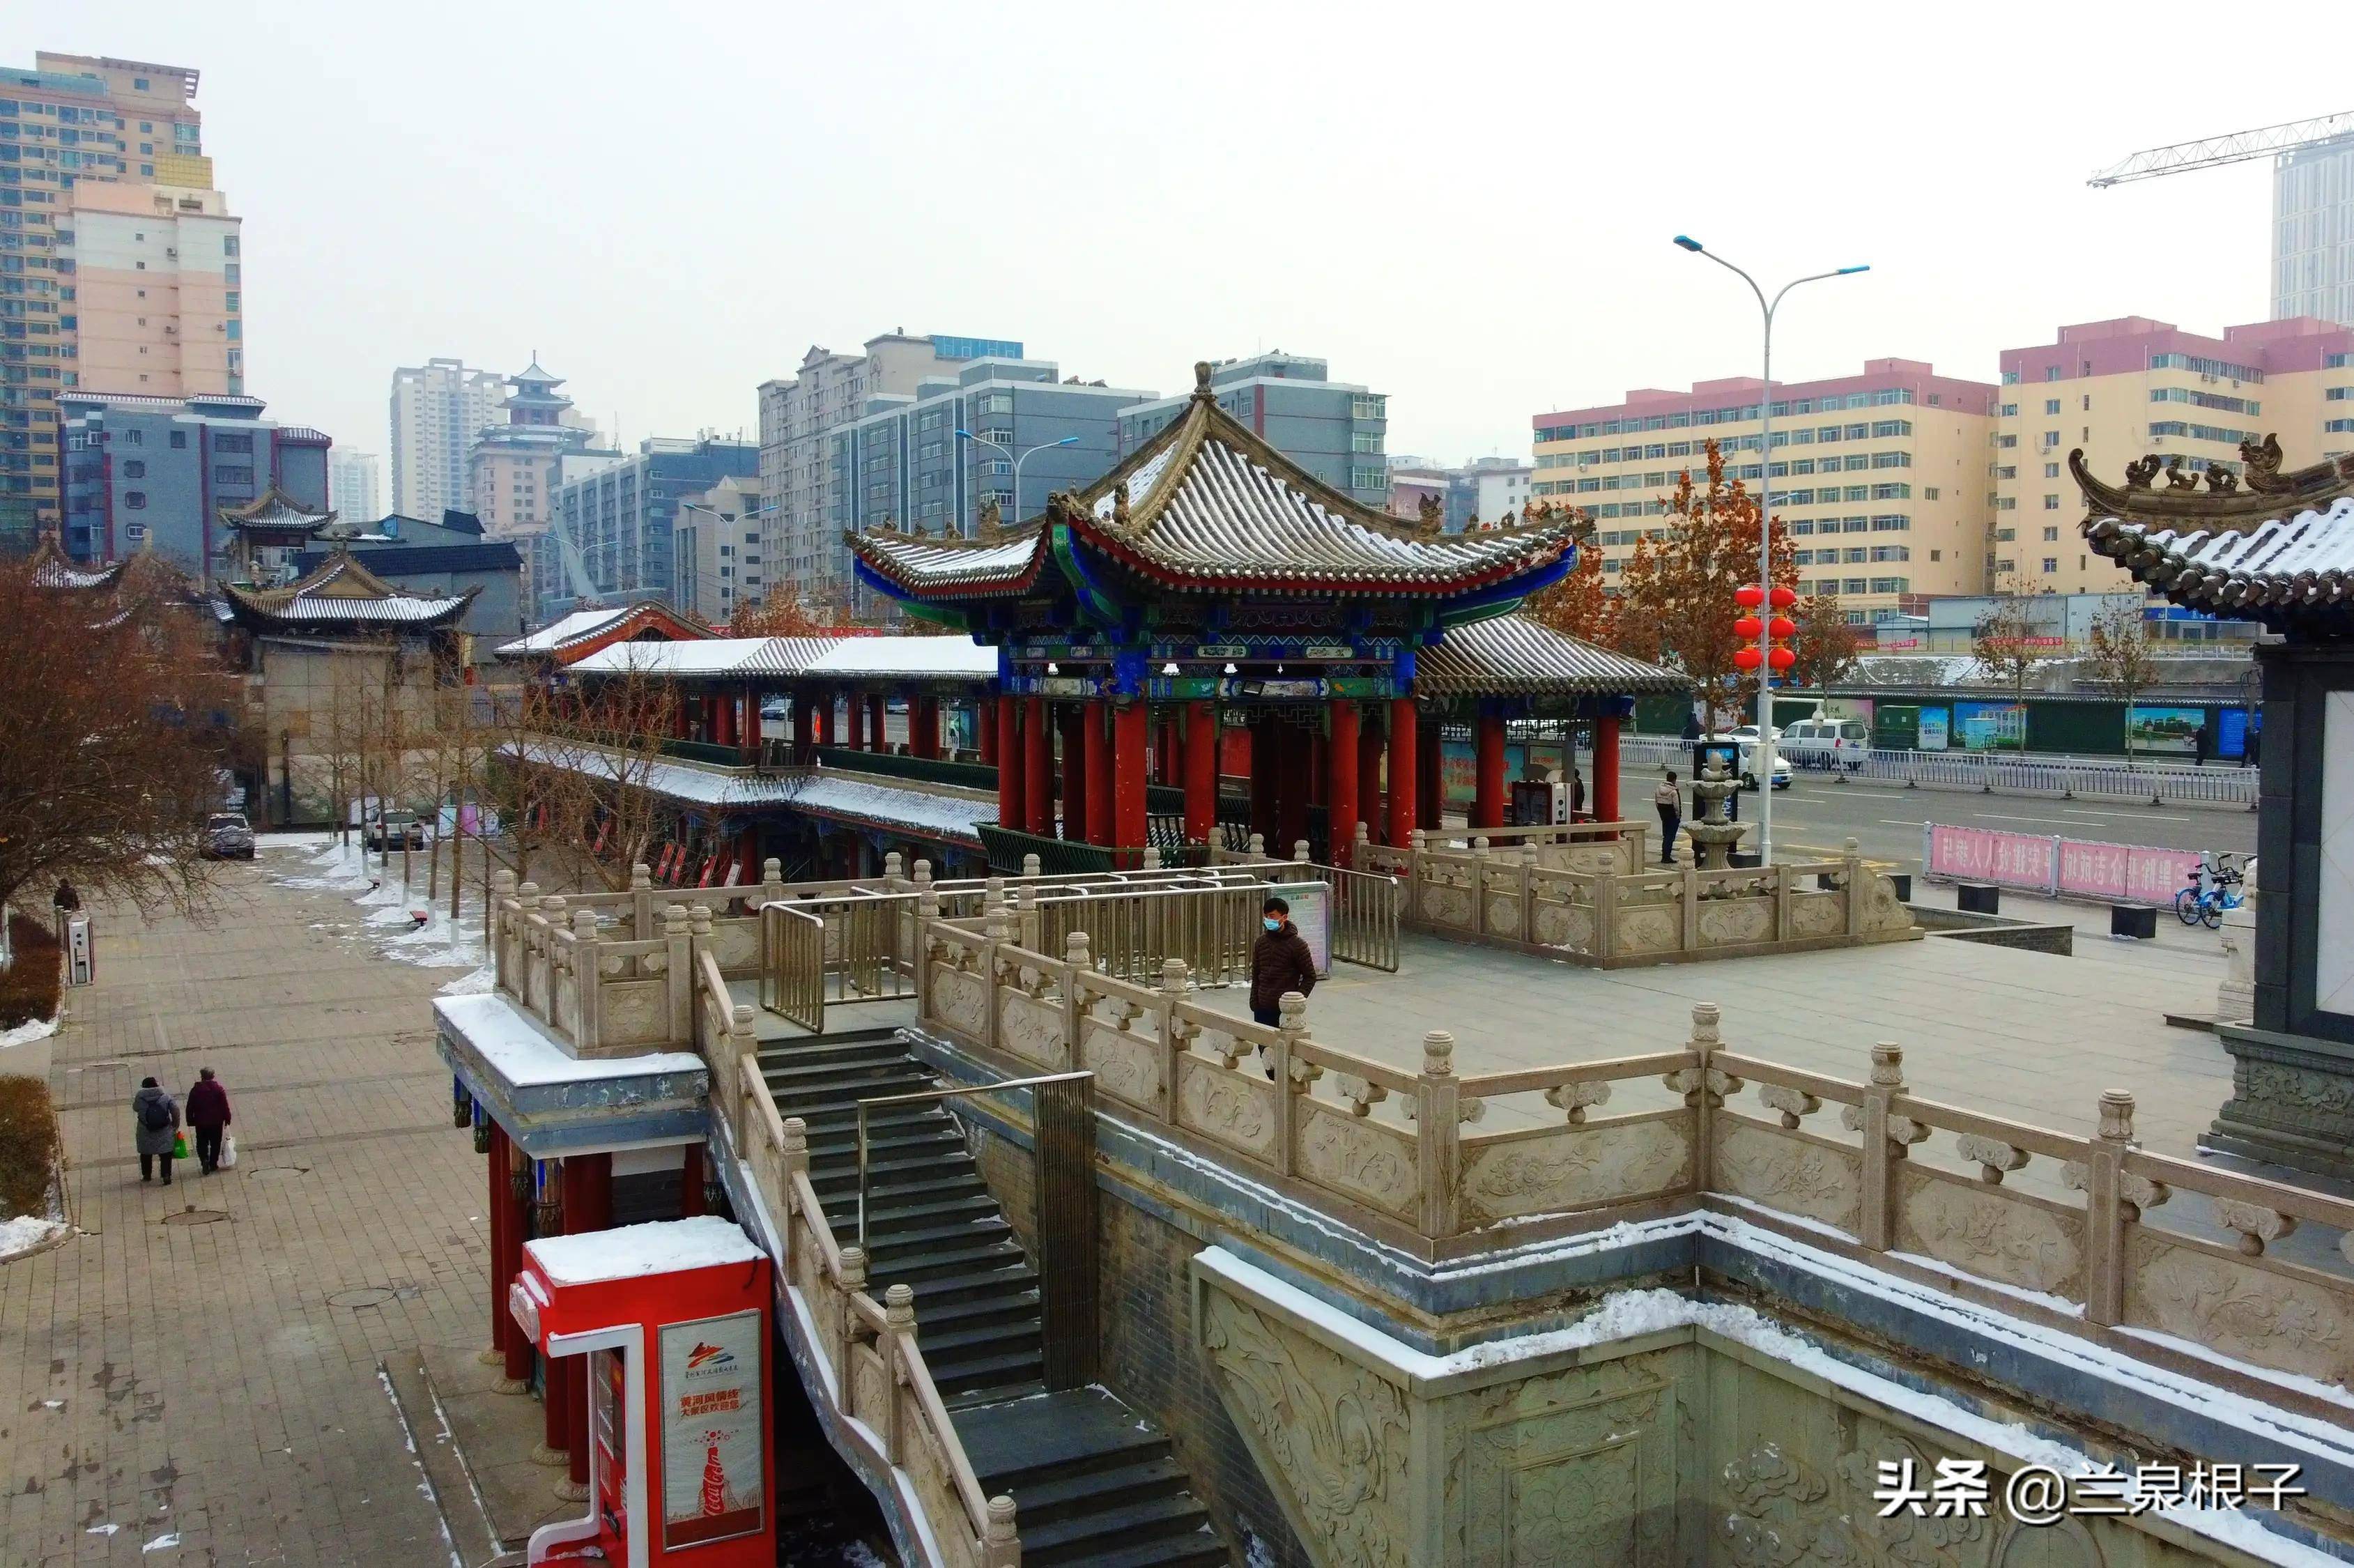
xmin=1925 ymin=824 xmax=2201 ymax=905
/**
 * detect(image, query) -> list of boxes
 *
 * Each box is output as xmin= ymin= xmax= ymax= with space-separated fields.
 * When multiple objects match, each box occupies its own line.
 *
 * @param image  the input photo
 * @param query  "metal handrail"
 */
xmin=855 ymin=1071 xmax=1095 ymax=1250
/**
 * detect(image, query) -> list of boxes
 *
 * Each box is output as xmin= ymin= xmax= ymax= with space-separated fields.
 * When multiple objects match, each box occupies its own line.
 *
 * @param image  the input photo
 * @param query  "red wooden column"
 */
xmin=1059 ymin=705 xmax=1088 ymax=843
xmin=1328 ymin=702 xmax=1360 ymax=866
xmin=1419 ymin=718 xmax=1444 ymax=831
xmin=486 ymin=1121 xmax=511 ymax=1362
xmin=1113 ymin=701 xmax=1149 ymax=861
xmin=868 ymin=693 xmax=887 ymax=752
xmin=793 ymin=693 xmax=813 ymax=763
xmin=1474 ymin=709 xmax=1506 ymax=830
xmin=679 ymin=1143 xmax=705 ymax=1218
xmin=714 ymin=692 xmax=737 ymax=749
xmin=1084 ymin=700 xmax=1113 ymax=847
xmin=910 ymin=695 xmax=939 ymax=759
xmin=495 ymin=1128 xmax=530 ymax=1385
xmin=1247 ymin=718 xmax=1277 ymax=846
xmin=1357 ymin=707 xmax=1386 ymax=846
xmin=845 ymin=691 xmax=866 ymax=751
xmin=738 ymin=824 xmax=760 ymax=885
xmin=1023 ymin=697 xmax=1052 ymax=837
xmin=1184 ymin=701 xmax=1218 ymax=848
xmin=562 ymin=1153 xmax=612 ymax=1490
xmin=741 ymin=684 xmax=762 ymax=763
xmin=996 ymin=696 xmax=1024 ymax=831
xmin=1387 ymin=698 xmax=1418 ymax=846
xmin=1592 ymin=714 xmax=1622 ymax=822
xmin=978 ymin=701 xmax=997 ymax=764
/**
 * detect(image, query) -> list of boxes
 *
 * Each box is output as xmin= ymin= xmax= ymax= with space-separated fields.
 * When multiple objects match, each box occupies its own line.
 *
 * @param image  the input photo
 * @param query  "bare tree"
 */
xmin=2083 ymin=603 xmax=2162 ymax=762
xmin=0 ymin=554 xmax=244 ymax=939
xmin=1971 ymin=573 xmax=2060 ymax=716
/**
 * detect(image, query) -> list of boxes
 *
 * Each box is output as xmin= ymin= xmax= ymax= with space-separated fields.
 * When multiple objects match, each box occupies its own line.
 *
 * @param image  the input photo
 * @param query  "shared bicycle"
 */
xmin=2176 ymin=852 xmax=2245 ymax=930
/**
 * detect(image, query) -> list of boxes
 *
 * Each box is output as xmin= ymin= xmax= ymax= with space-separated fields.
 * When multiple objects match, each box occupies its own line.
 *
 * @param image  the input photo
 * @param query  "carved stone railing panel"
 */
xmin=1854 ymin=871 xmax=1914 ymax=933
xmin=2125 ymin=1227 xmax=2354 ymax=1390
xmin=930 ymin=963 xmax=990 ymax=1041
xmin=1893 ymin=1162 xmax=2086 ymax=1301
xmin=1176 ymin=1054 xmax=1282 ymax=1164
xmin=997 ymin=987 xmax=1069 ymax=1071
xmin=1457 ymin=1115 xmax=1691 ymax=1227
xmin=1714 ymin=1118 xmax=1861 ymax=1236
xmin=704 ymin=916 xmax=764 ymax=976
xmin=1694 ymin=896 xmax=1775 ymax=950
xmin=1613 ymin=903 xmax=1680 ymax=956
xmin=1293 ymin=1100 xmax=1420 ymax=1221
xmin=1786 ymin=889 xmax=1847 ymax=940
xmin=1418 ymin=877 xmax=1475 ymax=930
xmin=597 ymin=978 xmax=668 ymax=1047
xmin=1080 ymin=1012 xmax=1166 ymax=1117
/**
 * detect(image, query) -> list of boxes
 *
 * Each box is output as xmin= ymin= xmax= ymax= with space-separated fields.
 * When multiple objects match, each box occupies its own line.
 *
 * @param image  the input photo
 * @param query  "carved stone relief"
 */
xmin=1295 ymin=1102 xmax=1418 ymax=1220
xmin=1458 ymin=1121 xmax=1691 ymax=1227
xmin=1422 ymin=883 xmax=1474 ymax=928
xmin=1787 ymin=891 xmax=1846 ymax=939
xmin=1616 ymin=905 xmax=1679 ymax=955
xmin=1454 ymin=1354 xmax=1677 ymax=1567
xmin=1698 ymin=898 xmax=1774 ymax=948
xmin=930 ymin=964 xmax=988 ymax=1039
xmin=997 ymin=990 xmax=1069 ymax=1069
xmin=1485 ymin=892 xmax=1523 ymax=936
xmin=1200 ymin=1286 xmax=1412 ymax=1568
xmin=1532 ymin=900 xmax=1594 ymax=953
xmin=1895 ymin=1165 xmax=2085 ymax=1300
xmin=1176 ymin=1054 xmax=1279 ymax=1162
xmin=1079 ymin=1018 xmax=1164 ymax=1114
xmin=2125 ymin=1229 xmax=2354 ymax=1390
xmin=1856 ymin=873 xmax=1915 ymax=932
xmin=600 ymin=978 xmax=666 ymax=1045
xmin=1714 ymin=1121 xmax=1860 ymax=1233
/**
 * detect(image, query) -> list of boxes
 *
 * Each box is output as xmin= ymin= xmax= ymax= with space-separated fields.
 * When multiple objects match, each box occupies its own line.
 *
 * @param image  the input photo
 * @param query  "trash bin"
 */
xmin=1728 ymin=851 xmax=1763 ymax=869
xmin=1957 ymin=883 xmax=2000 ymax=915
xmin=2110 ymin=905 xmax=2157 ymax=939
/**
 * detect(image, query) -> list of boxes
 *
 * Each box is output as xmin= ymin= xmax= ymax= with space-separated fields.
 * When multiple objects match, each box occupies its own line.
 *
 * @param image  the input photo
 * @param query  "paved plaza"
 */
xmin=1 ymin=843 xmax=492 ymax=1566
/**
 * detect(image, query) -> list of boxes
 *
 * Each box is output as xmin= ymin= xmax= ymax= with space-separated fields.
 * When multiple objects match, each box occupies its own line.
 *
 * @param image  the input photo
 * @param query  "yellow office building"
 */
xmin=1531 ymin=359 xmax=2000 ymax=624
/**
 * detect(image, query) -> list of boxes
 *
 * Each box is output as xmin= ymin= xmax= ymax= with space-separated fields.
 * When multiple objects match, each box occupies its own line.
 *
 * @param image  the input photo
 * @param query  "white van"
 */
xmin=1782 ymin=717 xmax=1873 ymax=771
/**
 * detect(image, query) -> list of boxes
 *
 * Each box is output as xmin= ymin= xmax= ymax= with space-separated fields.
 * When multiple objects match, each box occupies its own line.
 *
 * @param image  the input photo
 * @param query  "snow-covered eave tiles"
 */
xmin=499 ymin=741 xmax=992 ymax=843
xmin=2088 ymin=496 xmax=2354 ymax=617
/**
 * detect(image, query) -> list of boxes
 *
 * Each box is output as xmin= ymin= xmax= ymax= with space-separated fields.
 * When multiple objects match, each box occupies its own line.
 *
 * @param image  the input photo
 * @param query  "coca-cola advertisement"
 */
xmin=660 ymin=1311 xmax=765 ymax=1547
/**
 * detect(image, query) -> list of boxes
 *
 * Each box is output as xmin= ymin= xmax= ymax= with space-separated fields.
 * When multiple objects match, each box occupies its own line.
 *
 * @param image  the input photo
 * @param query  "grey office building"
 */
xmin=1116 ymin=353 xmax=1388 ymax=509
xmin=544 ymin=435 xmax=758 ymax=617
xmin=829 ymin=358 xmax=1152 ymax=548
xmin=58 ymin=389 xmax=329 ymax=580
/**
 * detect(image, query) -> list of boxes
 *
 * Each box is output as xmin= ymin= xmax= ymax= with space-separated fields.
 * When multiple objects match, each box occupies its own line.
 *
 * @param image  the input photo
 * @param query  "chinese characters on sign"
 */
xmin=659 ymin=1311 xmax=765 ymax=1548
xmin=1925 ymin=824 xmax=2202 ymax=908
xmin=1873 ymin=1458 xmax=2303 ymax=1525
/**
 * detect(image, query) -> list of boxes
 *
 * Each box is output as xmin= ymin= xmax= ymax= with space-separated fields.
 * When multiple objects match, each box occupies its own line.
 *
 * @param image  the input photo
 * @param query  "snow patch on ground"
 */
xmin=264 ymin=841 xmax=484 ymax=970
xmin=140 ymin=1532 xmax=180 ymax=1553
xmin=0 ymin=1215 xmax=68 ymax=1259
xmin=0 ymin=1013 xmax=59 ymax=1052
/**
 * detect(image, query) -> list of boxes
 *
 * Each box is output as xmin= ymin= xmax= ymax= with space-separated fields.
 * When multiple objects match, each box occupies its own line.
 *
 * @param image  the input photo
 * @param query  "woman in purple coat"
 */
xmin=185 ymin=1068 xmax=232 ymax=1175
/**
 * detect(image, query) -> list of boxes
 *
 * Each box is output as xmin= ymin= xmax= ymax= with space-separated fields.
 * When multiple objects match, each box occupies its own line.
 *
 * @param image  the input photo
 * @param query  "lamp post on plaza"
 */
xmin=679 ymin=500 xmax=780 ymax=624
xmin=1672 ymin=235 xmax=1868 ymax=865
xmin=957 ymin=431 xmax=1079 ymax=535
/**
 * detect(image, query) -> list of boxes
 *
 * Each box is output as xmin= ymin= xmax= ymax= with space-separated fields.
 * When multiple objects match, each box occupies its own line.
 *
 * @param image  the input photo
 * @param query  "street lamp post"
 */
xmin=957 ymin=430 xmax=1079 ymax=535
xmin=679 ymin=500 xmax=780 ymax=622
xmin=1672 ymin=236 xmax=1868 ymax=865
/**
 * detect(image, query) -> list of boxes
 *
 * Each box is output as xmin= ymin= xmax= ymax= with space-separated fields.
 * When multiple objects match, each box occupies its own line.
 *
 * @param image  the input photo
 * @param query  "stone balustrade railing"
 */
xmin=692 ymin=928 xmax=1019 ymax=1567
xmin=1359 ymin=831 xmax=1915 ymax=964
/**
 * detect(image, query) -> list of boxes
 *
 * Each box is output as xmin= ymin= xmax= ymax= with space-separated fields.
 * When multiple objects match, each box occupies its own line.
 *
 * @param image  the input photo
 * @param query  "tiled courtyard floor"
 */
xmin=1 ymin=846 xmax=494 ymax=1565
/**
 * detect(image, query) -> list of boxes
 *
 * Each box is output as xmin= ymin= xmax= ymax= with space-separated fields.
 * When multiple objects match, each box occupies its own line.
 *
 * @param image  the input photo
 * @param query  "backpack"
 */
xmin=141 ymin=1098 xmax=171 ymax=1132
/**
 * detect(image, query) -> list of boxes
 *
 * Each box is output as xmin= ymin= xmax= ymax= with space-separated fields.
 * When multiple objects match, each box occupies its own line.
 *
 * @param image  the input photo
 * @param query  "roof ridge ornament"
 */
xmin=2072 ymin=439 xmax=2354 ymax=532
xmin=1415 ymin=493 xmax=1443 ymax=539
xmin=2243 ymin=433 xmax=2286 ymax=493
xmin=976 ymin=498 xmax=1003 ymax=542
xmin=1192 ymin=360 xmax=1215 ymax=401
xmin=1111 ymin=481 xmax=1132 ymax=528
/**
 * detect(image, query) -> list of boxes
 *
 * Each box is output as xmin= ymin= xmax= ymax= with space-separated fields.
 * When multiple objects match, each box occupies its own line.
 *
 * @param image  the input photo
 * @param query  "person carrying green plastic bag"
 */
xmin=132 ymin=1077 xmax=181 ymax=1185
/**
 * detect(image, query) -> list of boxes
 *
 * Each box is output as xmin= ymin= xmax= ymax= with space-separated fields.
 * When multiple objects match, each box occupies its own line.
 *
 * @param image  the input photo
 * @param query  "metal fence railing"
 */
xmin=1033 ymin=880 xmax=1262 ymax=988
xmin=1309 ymin=862 xmax=1403 ymax=972
xmin=1616 ymin=734 xmax=2256 ymax=809
xmin=759 ymin=892 xmax=919 ymax=1034
xmin=760 ymin=902 xmax=825 ymax=1032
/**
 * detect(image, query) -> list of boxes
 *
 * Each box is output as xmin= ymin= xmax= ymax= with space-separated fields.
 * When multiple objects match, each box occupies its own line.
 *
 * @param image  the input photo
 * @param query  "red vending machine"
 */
xmin=509 ymin=1215 xmax=775 ymax=1567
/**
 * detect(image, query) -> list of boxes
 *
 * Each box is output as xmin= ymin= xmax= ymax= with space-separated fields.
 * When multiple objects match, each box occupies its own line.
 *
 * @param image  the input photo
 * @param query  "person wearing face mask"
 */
xmin=1249 ymin=895 xmax=1316 ymax=1029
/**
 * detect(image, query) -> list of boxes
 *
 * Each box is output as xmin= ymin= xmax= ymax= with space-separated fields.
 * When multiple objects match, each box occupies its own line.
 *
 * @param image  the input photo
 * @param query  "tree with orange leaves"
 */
xmin=1610 ymin=440 xmax=1797 ymax=732
xmin=727 ymin=583 xmax=829 ymax=638
xmin=1521 ymin=502 xmax=1613 ymax=645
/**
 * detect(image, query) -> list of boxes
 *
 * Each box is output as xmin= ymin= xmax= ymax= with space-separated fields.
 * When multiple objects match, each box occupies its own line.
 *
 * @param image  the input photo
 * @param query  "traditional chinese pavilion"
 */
xmin=219 ymin=484 xmax=341 ymax=586
xmin=851 ymin=360 xmax=1682 ymax=863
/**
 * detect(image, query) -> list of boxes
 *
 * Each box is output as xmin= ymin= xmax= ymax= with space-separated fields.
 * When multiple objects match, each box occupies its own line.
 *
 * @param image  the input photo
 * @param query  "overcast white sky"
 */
xmin=7 ymin=3 xmax=2335 ymax=470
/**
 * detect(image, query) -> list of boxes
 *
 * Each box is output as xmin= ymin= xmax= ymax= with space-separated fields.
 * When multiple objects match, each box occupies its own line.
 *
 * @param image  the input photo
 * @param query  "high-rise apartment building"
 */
xmin=1 ymin=53 xmax=229 ymax=553
xmin=328 ymin=449 xmax=380 ymax=522
xmin=544 ymin=436 xmax=757 ymax=617
xmin=757 ymin=332 xmax=1022 ymax=607
xmin=1992 ymin=316 xmax=2354 ymax=593
xmin=389 ymin=358 xmax=506 ymax=521
xmin=57 ymin=388 xmax=328 ymax=580
xmin=1532 ymin=359 xmax=2000 ymax=623
xmin=826 ymin=358 xmax=1148 ymax=543
xmin=2275 ymin=132 xmax=2354 ymax=328
xmin=673 ymin=475 xmax=762 ymax=624
xmin=1116 ymin=353 xmax=1390 ymax=509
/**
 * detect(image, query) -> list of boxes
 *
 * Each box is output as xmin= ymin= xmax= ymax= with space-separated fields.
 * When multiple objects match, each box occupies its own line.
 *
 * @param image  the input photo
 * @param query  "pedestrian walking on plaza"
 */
xmin=185 ymin=1068 xmax=232 ymax=1175
xmin=1654 ymin=771 xmax=1682 ymax=866
xmin=1249 ymin=896 xmax=1316 ymax=1029
xmin=132 ymin=1077 xmax=180 ymax=1185
xmin=2192 ymin=723 xmax=2212 ymax=767
xmin=1570 ymin=767 xmax=1586 ymax=819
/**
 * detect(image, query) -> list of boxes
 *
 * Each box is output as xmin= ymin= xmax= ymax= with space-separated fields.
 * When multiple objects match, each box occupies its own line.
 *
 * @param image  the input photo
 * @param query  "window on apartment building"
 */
xmin=2044 ymin=399 xmax=2061 ymax=415
xmin=123 ymin=491 xmax=144 ymax=508
xmin=121 ymin=459 xmax=144 ymax=477
xmin=2043 ymin=526 xmax=2059 ymax=541
xmin=2045 ymin=367 xmax=2061 ymax=381
xmin=1930 ymin=548 xmax=1943 ymax=562
xmin=1998 ymin=435 xmax=2017 ymax=449
xmin=2043 ymin=494 xmax=2060 ymax=510
xmin=2042 ymin=558 xmax=2059 ymax=573
xmin=1924 ymin=487 xmax=1941 ymax=500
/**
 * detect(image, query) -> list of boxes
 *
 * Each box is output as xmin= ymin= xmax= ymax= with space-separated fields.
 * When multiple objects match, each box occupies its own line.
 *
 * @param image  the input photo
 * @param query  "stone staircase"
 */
xmin=760 ymin=1030 xmax=1231 ymax=1566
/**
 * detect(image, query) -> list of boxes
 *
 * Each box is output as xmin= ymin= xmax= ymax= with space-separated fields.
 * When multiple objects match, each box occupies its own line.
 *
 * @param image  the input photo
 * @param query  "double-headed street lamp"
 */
xmin=1672 ymin=235 xmax=1869 ymax=866
xmin=679 ymin=499 xmax=780 ymax=622
xmin=956 ymin=430 xmax=1078 ymax=535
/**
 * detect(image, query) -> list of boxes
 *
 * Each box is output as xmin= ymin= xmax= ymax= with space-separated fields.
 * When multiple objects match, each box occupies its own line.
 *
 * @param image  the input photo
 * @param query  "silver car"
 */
xmin=204 ymin=812 xmax=255 ymax=860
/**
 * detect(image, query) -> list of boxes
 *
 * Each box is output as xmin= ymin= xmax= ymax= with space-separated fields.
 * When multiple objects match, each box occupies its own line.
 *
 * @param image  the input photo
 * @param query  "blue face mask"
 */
xmin=1263 ymin=916 xmax=1282 ymax=932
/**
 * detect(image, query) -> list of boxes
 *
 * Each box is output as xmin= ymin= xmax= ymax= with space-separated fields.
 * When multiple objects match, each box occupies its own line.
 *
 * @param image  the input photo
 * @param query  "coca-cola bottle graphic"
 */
xmin=700 ymin=1431 xmax=727 ymax=1516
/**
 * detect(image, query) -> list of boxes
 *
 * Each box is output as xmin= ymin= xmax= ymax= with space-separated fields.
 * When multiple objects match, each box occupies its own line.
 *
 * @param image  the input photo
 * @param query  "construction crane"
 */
xmin=2090 ymin=111 xmax=2354 ymax=187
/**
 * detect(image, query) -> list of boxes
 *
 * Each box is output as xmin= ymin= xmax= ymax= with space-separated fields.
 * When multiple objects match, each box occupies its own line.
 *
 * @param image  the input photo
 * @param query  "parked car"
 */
xmin=1781 ymin=717 xmax=1873 ymax=771
xmin=364 ymin=813 xmax=427 ymax=852
xmin=1705 ymin=735 xmax=1793 ymax=790
xmin=203 ymin=812 xmax=255 ymax=860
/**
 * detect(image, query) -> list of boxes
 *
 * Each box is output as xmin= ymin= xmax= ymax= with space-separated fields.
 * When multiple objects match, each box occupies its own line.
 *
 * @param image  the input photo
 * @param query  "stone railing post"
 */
xmin=1293 ymin=839 xmax=1310 ymax=864
xmin=663 ymin=906 xmax=694 ymax=1046
xmin=1159 ymin=959 xmax=1189 ymax=1120
xmin=837 ymin=1246 xmax=868 ymax=1378
xmin=1015 ymin=886 xmax=1040 ymax=954
xmin=883 ymin=850 xmax=905 ymax=889
xmin=915 ymin=884 xmax=941 ymax=1019
xmin=1518 ymin=843 xmax=1539 ymax=944
xmin=1407 ymin=829 xmax=1426 ymax=914
xmin=984 ymin=1496 xmax=1020 ymax=1568
xmin=2083 ymin=1091 xmax=2135 ymax=1326
xmin=570 ymin=909 xmax=603 ymax=1050
xmin=1415 ymin=1029 xmax=1462 ymax=1238
xmin=983 ymin=905 xmax=1012 ymax=1054
xmin=1856 ymin=1042 xmax=1914 ymax=1251
xmin=631 ymin=861 xmax=654 ymax=940
xmin=1022 ymin=852 xmax=1042 ymax=879
xmin=1843 ymin=836 xmax=1865 ymax=936
xmin=882 ymin=1284 xmax=916 ymax=1461
xmin=1271 ymin=991 xmax=1311 ymax=1176
xmin=490 ymin=869 xmax=516 ymax=953
xmin=1063 ymin=932 xmax=1092 ymax=1066
xmin=1246 ymin=831 xmax=1266 ymax=861
xmin=534 ymin=895 xmax=566 ymax=1013
xmin=1688 ymin=1003 xmax=1729 ymax=1190
xmin=760 ymin=857 xmax=786 ymax=906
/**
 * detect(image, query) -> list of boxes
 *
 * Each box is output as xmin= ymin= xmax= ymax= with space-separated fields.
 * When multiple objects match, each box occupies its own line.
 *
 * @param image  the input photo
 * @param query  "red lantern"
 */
xmin=1767 ymin=646 xmax=1797 ymax=672
xmin=1767 ymin=616 xmax=1797 ymax=640
xmin=1734 ymin=584 xmax=1766 ymax=609
xmin=1732 ymin=647 xmax=1764 ymax=672
xmin=1733 ymin=615 xmax=1763 ymax=640
xmin=1768 ymin=585 xmax=1797 ymax=609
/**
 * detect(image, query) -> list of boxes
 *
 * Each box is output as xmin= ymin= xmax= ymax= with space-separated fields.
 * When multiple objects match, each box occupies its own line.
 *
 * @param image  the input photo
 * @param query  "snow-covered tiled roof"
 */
xmin=1415 ymin=614 xmax=1689 ymax=697
xmin=2086 ymin=496 xmax=2354 ymax=624
xmin=801 ymin=636 xmax=997 ymax=681
xmin=498 ymin=606 xmax=631 ymax=656
xmin=568 ymin=633 xmax=997 ymax=683
xmin=220 ymin=551 xmax=474 ymax=631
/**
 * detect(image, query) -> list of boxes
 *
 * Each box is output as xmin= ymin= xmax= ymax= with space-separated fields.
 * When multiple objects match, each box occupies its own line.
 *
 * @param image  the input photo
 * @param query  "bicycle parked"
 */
xmin=2176 ymin=852 xmax=2246 ymax=930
